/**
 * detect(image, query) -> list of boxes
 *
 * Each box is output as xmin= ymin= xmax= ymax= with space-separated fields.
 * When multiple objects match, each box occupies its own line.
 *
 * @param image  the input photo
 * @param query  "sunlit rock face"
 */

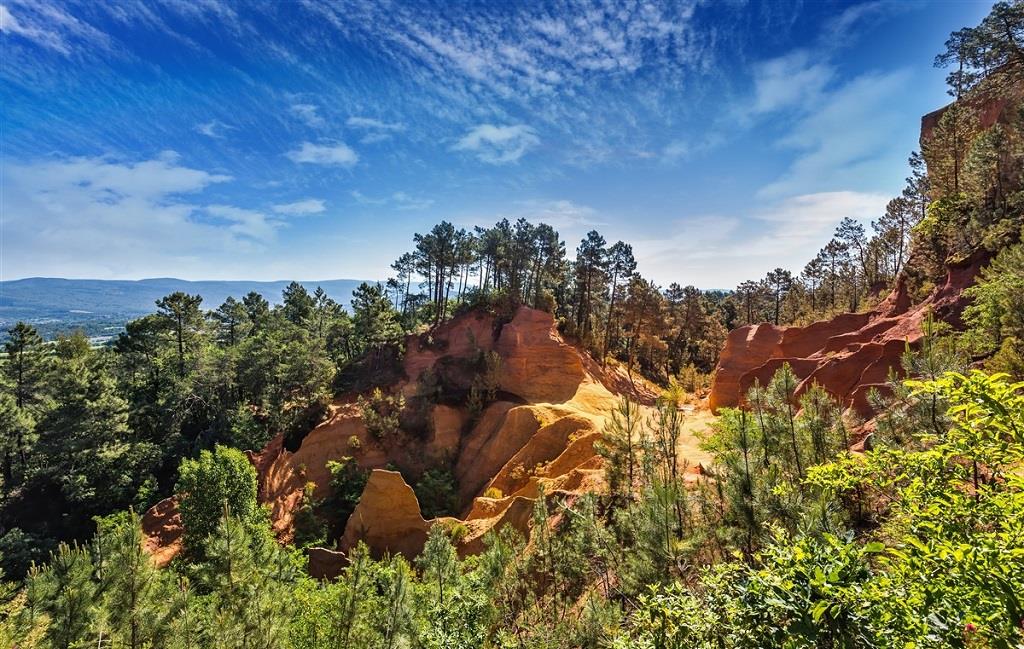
xmin=709 ymin=86 xmax=1015 ymax=419
xmin=709 ymin=251 xmax=987 ymax=419
xmin=141 ymin=305 xmax=644 ymax=565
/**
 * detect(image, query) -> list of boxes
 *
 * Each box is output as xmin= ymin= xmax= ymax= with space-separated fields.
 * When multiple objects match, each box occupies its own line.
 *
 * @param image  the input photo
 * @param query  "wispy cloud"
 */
xmin=662 ymin=140 xmax=689 ymax=161
xmin=351 ymin=190 xmax=433 ymax=210
xmin=748 ymin=51 xmax=834 ymax=116
xmin=452 ymin=124 xmax=539 ymax=164
xmin=751 ymin=191 xmax=889 ymax=251
xmin=346 ymin=116 xmax=406 ymax=143
xmin=206 ymin=204 xmax=278 ymax=242
xmin=286 ymin=141 xmax=358 ymax=166
xmin=346 ymin=116 xmax=404 ymax=131
xmin=195 ymin=120 xmax=229 ymax=139
xmin=0 ymin=3 xmax=67 ymax=52
xmin=631 ymin=190 xmax=890 ymax=287
xmin=298 ymin=0 xmax=713 ymax=159
xmin=514 ymin=199 xmax=600 ymax=228
xmin=757 ymin=69 xmax=912 ymax=198
xmin=290 ymin=103 xmax=325 ymax=128
xmin=272 ymin=198 xmax=326 ymax=215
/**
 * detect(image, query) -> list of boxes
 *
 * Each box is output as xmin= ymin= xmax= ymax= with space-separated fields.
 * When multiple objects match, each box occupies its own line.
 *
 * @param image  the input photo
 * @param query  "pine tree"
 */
xmin=155 ymin=292 xmax=204 ymax=376
xmin=2 ymin=322 xmax=46 ymax=479
xmin=212 ymin=297 xmax=250 ymax=346
xmin=28 ymin=542 xmax=96 ymax=649
xmin=100 ymin=511 xmax=170 ymax=649
xmin=282 ymin=281 xmax=316 ymax=326
xmin=417 ymin=524 xmax=459 ymax=606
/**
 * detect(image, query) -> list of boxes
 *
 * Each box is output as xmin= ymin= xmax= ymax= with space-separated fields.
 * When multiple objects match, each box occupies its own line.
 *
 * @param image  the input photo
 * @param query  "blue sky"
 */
xmin=0 ymin=0 xmax=991 ymax=288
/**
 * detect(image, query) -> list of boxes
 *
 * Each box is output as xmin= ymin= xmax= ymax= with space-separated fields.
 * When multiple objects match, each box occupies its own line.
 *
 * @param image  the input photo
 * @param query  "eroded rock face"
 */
xmin=142 ymin=496 xmax=183 ymax=568
xmin=143 ymin=305 xmax=709 ymax=568
xmin=708 ymin=252 xmax=988 ymax=416
xmin=495 ymin=306 xmax=587 ymax=403
xmin=238 ymin=306 xmax=623 ymax=561
xmin=340 ymin=470 xmax=431 ymax=558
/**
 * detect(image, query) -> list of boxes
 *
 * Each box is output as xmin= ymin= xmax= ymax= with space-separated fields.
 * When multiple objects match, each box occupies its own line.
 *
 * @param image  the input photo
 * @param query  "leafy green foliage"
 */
xmin=414 ymin=468 xmax=459 ymax=519
xmin=321 ymin=456 xmax=369 ymax=540
xmin=357 ymin=388 xmax=404 ymax=440
xmin=964 ymin=239 xmax=1024 ymax=377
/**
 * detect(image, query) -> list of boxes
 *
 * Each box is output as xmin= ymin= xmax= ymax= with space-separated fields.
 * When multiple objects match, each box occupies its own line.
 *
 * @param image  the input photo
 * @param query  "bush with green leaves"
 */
xmin=175 ymin=445 xmax=261 ymax=558
xmin=321 ymin=456 xmax=369 ymax=540
xmin=357 ymin=388 xmax=405 ymax=440
xmin=414 ymin=468 xmax=459 ymax=519
xmin=617 ymin=370 xmax=1024 ymax=648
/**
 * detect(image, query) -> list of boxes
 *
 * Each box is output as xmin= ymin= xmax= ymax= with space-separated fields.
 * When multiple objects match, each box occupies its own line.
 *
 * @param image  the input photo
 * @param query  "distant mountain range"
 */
xmin=0 ymin=277 xmax=371 ymax=340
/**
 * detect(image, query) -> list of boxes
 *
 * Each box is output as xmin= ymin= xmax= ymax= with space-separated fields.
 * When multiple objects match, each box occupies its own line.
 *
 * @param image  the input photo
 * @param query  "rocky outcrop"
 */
xmin=244 ymin=306 xmax=653 ymax=562
xmin=494 ymin=307 xmax=586 ymax=403
xmin=307 ymin=547 xmax=347 ymax=580
xmin=709 ymin=252 xmax=987 ymax=416
xmin=143 ymin=305 xmax=713 ymax=568
xmin=142 ymin=496 xmax=183 ymax=568
xmin=340 ymin=470 xmax=432 ymax=558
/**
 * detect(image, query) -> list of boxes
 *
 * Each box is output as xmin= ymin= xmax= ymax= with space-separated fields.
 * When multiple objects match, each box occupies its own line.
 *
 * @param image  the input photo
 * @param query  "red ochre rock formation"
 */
xmin=708 ymin=251 xmax=987 ymax=417
xmin=340 ymin=469 xmax=432 ymax=558
xmin=142 ymin=305 xmax=719 ymax=567
xmin=142 ymin=496 xmax=183 ymax=568
xmin=145 ymin=305 xmax=686 ymax=568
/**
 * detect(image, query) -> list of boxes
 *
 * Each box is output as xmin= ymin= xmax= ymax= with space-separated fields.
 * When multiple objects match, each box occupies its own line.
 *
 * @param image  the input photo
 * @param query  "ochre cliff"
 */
xmin=708 ymin=81 xmax=1020 ymax=417
xmin=708 ymin=251 xmax=987 ymax=417
xmin=145 ymin=306 xmax=709 ymax=570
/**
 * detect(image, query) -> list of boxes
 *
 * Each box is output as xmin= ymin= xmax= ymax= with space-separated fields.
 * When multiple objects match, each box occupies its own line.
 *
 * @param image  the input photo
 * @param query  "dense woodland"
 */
xmin=3 ymin=3 xmax=1024 ymax=647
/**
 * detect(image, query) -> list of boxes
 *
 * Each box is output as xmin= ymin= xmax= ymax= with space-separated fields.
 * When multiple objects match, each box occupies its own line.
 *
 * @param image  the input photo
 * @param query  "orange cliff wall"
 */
xmin=144 ymin=306 xmax=641 ymax=568
xmin=708 ymin=236 xmax=987 ymax=417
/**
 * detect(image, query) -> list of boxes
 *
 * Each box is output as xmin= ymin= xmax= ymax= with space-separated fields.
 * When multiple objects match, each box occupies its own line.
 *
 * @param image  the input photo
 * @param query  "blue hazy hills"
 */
xmin=0 ymin=277 xmax=370 ymax=340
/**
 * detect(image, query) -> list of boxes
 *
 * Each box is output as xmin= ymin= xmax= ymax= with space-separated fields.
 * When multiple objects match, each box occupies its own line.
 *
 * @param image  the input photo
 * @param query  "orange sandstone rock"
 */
xmin=141 ymin=496 xmax=183 ymax=568
xmin=341 ymin=469 xmax=430 ymax=558
xmin=708 ymin=253 xmax=987 ymax=417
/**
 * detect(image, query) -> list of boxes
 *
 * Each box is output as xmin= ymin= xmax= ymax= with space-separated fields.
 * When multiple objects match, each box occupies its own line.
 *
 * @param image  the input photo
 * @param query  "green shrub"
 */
xmin=414 ymin=468 xmax=459 ymax=519
xmin=175 ymin=445 xmax=261 ymax=558
xmin=358 ymin=388 xmax=404 ymax=440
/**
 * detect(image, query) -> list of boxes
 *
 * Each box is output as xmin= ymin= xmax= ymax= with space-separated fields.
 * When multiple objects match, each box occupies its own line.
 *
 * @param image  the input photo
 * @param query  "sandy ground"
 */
xmin=676 ymin=407 xmax=717 ymax=470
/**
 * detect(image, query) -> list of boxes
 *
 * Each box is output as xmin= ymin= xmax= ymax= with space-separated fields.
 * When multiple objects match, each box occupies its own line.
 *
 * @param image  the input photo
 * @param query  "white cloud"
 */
xmin=662 ymin=139 xmax=689 ymax=161
xmin=351 ymin=190 xmax=433 ymax=210
xmin=286 ymin=141 xmax=358 ymax=166
xmin=290 ymin=103 xmax=325 ymax=128
xmin=0 ymin=3 xmax=68 ymax=53
xmin=0 ymin=153 xmax=296 ymax=279
xmin=390 ymin=192 xmax=433 ymax=210
xmin=346 ymin=116 xmax=404 ymax=131
xmin=195 ymin=120 xmax=229 ymax=138
xmin=346 ymin=116 xmax=405 ymax=144
xmin=272 ymin=198 xmax=326 ymax=215
xmin=350 ymin=190 xmax=386 ymax=206
xmin=206 ymin=204 xmax=278 ymax=241
xmin=514 ymin=199 xmax=599 ymax=228
xmin=758 ymin=69 xmax=911 ymax=198
xmin=629 ymin=190 xmax=890 ymax=288
xmin=749 ymin=51 xmax=834 ymax=115
xmin=751 ymin=191 xmax=889 ymax=251
xmin=452 ymin=124 xmax=539 ymax=164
